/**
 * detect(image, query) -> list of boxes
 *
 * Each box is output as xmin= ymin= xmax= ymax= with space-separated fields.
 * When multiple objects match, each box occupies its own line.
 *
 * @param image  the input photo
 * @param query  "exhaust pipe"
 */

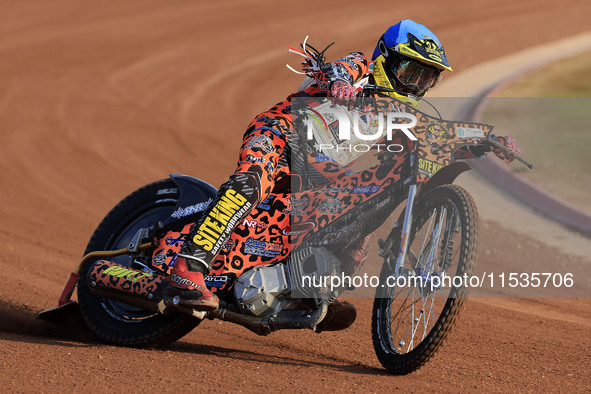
xmin=208 ymin=302 xmax=328 ymax=335
xmin=87 ymin=260 xmax=166 ymax=313
xmin=87 ymin=260 xmax=329 ymax=335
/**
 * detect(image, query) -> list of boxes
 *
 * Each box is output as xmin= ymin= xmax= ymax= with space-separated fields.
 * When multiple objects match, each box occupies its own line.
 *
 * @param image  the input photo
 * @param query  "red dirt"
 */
xmin=1 ymin=0 xmax=590 ymax=391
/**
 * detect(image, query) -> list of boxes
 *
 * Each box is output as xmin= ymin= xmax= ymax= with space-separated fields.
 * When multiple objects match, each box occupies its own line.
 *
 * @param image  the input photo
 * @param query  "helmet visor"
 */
xmin=390 ymin=58 xmax=440 ymax=95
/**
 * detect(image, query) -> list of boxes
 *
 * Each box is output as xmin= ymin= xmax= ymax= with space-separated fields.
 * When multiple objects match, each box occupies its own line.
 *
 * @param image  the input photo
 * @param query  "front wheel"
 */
xmin=372 ymin=184 xmax=479 ymax=374
xmin=77 ymin=179 xmax=202 ymax=347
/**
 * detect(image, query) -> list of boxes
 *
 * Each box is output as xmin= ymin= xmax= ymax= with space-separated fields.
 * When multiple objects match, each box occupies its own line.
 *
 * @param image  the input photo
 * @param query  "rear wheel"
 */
xmin=77 ymin=179 xmax=201 ymax=347
xmin=372 ymin=184 xmax=478 ymax=374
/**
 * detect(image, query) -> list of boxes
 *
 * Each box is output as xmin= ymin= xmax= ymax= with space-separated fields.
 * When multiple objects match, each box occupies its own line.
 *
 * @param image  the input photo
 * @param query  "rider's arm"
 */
xmin=302 ymin=52 xmax=371 ymax=93
xmin=454 ymin=136 xmax=521 ymax=163
xmin=319 ymin=52 xmax=371 ymax=88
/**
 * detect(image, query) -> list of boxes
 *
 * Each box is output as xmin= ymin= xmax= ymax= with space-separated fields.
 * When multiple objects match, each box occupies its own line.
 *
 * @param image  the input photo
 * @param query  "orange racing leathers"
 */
xmin=177 ymin=53 xmax=371 ymax=294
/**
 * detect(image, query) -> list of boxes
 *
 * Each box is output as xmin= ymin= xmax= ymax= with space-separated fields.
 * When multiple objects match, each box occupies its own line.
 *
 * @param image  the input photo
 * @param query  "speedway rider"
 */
xmin=163 ymin=20 xmax=520 ymax=314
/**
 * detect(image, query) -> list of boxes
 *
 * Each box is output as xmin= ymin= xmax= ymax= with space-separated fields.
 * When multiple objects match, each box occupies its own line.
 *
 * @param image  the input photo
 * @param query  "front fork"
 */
xmin=394 ymin=183 xmax=418 ymax=276
xmin=392 ymin=185 xmax=449 ymax=283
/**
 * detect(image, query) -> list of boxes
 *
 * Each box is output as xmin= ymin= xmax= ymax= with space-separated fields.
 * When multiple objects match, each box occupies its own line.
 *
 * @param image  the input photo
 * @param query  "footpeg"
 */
xmin=160 ymin=296 xmax=207 ymax=319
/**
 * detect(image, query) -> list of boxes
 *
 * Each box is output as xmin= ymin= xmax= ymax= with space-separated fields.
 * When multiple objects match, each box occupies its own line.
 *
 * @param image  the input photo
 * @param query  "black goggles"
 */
xmin=390 ymin=58 xmax=440 ymax=94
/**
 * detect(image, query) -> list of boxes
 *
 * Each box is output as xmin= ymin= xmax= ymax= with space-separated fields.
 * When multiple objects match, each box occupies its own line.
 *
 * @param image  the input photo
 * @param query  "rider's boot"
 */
xmin=163 ymin=172 xmax=260 ymax=311
xmin=163 ymin=256 xmax=219 ymax=311
xmin=163 ymin=173 xmax=261 ymax=312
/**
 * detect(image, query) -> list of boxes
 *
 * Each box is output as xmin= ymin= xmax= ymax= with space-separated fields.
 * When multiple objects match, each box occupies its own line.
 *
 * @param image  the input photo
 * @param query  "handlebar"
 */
xmin=360 ymin=85 xmax=535 ymax=170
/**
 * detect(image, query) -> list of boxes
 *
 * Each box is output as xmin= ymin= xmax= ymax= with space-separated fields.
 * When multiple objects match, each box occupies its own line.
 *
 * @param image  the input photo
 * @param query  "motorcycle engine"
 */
xmin=233 ymin=247 xmax=343 ymax=316
xmin=287 ymin=246 xmax=343 ymax=301
xmin=233 ymin=264 xmax=289 ymax=317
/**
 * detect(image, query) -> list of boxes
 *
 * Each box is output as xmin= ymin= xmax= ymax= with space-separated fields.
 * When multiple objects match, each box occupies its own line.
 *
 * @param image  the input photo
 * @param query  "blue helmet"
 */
xmin=371 ymin=20 xmax=452 ymax=101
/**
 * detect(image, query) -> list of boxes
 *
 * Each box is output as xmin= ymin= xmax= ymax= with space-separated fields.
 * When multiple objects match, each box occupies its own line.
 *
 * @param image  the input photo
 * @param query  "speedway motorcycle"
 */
xmin=38 ymin=92 xmax=532 ymax=375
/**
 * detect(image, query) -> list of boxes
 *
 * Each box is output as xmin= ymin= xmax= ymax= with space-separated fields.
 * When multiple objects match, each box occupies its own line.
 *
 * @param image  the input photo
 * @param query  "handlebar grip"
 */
xmin=486 ymin=137 xmax=534 ymax=169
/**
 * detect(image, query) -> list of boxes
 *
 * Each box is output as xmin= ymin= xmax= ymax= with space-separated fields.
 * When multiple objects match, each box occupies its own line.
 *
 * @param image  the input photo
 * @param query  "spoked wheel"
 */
xmin=77 ymin=179 xmax=202 ymax=347
xmin=372 ymin=184 xmax=479 ymax=374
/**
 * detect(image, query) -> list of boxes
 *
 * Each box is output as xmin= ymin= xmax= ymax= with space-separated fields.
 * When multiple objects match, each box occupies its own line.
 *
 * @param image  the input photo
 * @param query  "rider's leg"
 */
xmin=163 ymin=172 xmax=261 ymax=311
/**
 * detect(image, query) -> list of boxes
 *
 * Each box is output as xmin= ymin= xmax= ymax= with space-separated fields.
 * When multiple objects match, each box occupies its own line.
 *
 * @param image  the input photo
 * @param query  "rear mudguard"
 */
xmin=168 ymin=174 xmax=217 ymax=208
xmin=50 ymin=174 xmax=217 ymax=308
xmin=163 ymin=174 xmax=218 ymax=226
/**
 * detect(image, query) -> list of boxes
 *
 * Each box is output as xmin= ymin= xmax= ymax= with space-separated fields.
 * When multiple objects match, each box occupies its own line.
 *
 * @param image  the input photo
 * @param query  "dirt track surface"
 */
xmin=1 ymin=0 xmax=590 ymax=391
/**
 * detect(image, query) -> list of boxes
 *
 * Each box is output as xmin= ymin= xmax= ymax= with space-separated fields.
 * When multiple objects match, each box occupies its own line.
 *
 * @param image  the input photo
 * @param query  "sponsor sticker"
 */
xmin=170 ymin=199 xmax=212 ymax=219
xmin=244 ymin=135 xmax=274 ymax=153
xmin=103 ymin=266 xmax=152 ymax=283
xmin=244 ymin=238 xmax=283 ymax=258
xmin=205 ymin=275 xmax=229 ymax=288
xmin=165 ymin=236 xmax=186 ymax=247
xmin=152 ymin=253 xmax=168 ymax=265
xmin=282 ymin=221 xmax=316 ymax=236
xmin=242 ymin=219 xmax=268 ymax=231
xmin=315 ymin=152 xmax=333 ymax=163
xmin=425 ymin=121 xmax=452 ymax=151
xmin=289 ymin=196 xmax=311 ymax=216
xmin=456 ymin=127 xmax=485 ymax=139
xmin=351 ymin=185 xmax=381 ymax=194
xmin=192 ymin=189 xmax=252 ymax=252
xmin=318 ymin=186 xmax=353 ymax=194
xmin=418 ymin=158 xmax=444 ymax=177
xmin=222 ymin=240 xmax=235 ymax=252
xmin=170 ymin=273 xmax=199 ymax=289
xmin=317 ymin=197 xmax=343 ymax=214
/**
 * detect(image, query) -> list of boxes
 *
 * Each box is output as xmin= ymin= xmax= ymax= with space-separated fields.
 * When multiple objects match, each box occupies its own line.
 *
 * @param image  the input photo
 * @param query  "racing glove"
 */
xmin=330 ymin=80 xmax=357 ymax=98
xmin=493 ymin=136 xmax=521 ymax=163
